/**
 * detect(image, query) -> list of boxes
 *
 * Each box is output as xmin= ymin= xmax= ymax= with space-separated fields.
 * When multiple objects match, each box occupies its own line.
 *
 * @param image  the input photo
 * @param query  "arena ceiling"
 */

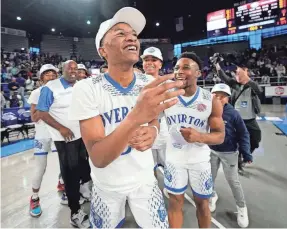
xmin=1 ymin=0 xmax=233 ymax=44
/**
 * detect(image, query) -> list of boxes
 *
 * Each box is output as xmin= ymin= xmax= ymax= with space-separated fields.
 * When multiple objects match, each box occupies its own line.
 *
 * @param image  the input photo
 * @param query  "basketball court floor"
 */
xmin=1 ymin=104 xmax=287 ymax=228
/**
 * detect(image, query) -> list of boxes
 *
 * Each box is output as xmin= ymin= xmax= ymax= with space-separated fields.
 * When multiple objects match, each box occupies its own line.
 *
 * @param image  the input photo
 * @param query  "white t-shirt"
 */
xmin=69 ymin=73 xmax=155 ymax=193
xmin=27 ymin=87 xmax=51 ymax=140
xmin=163 ymin=87 xmax=213 ymax=165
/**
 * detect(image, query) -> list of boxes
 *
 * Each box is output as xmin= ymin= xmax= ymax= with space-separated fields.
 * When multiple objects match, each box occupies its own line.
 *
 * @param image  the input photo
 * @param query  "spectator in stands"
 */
xmin=215 ymin=63 xmax=262 ymax=171
xmin=25 ymin=75 xmax=35 ymax=93
xmin=8 ymin=77 xmax=20 ymax=94
xmin=1 ymin=91 xmax=6 ymax=111
xmin=7 ymin=91 xmax=23 ymax=108
xmin=99 ymin=64 xmax=108 ymax=73
xmin=77 ymin=64 xmax=88 ymax=80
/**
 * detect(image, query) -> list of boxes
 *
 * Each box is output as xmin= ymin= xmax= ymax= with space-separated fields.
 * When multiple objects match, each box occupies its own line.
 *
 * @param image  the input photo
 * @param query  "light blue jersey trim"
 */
xmin=104 ymin=73 xmax=136 ymax=94
xmin=36 ymin=87 xmax=54 ymax=112
xmin=178 ymin=87 xmax=200 ymax=107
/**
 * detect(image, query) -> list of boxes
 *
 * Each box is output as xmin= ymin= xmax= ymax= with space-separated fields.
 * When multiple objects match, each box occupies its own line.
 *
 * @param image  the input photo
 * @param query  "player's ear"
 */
xmin=196 ymin=70 xmax=202 ymax=78
xmin=99 ymin=47 xmax=107 ymax=60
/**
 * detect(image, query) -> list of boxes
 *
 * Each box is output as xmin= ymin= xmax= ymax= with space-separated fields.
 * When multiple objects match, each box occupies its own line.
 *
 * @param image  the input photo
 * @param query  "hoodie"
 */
xmin=210 ymin=103 xmax=252 ymax=162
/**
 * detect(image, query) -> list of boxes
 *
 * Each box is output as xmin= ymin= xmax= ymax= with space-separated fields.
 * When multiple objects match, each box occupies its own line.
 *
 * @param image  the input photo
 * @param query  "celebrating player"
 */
xmin=163 ymin=52 xmax=225 ymax=228
xmin=28 ymin=64 xmax=59 ymax=217
xmin=69 ymin=7 xmax=184 ymax=228
xmin=141 ymin=47 xmax=169 ymax=177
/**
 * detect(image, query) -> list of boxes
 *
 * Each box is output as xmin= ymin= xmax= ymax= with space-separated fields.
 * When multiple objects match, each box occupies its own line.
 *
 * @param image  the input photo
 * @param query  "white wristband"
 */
xmin=151 ymin=125 xmax=159 ymax=137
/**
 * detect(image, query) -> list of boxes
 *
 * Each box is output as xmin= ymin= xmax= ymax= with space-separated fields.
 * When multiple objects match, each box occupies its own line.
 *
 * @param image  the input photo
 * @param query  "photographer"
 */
xmin=212 ymin=54 xmax=262 ymax=171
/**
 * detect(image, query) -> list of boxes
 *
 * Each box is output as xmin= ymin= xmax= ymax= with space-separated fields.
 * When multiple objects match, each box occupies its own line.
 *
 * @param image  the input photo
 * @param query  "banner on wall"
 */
xmin=1 ymin=27 xmax=26 ymax=37
xmin=265 ymin=86 xmax=287 ymax=97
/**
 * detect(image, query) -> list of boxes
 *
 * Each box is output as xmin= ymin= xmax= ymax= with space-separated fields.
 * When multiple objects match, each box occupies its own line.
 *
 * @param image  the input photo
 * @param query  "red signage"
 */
xmin=207 ymin=10 xmax=226 ymax=22
xmin=275 ymin=86 xmax=285 ymax=95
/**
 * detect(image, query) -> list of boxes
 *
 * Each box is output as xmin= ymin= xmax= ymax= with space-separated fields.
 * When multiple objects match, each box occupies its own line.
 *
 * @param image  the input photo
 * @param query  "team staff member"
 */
xmin=210 ymin=83 xmax=252 ymax=228
xmin=37 ymin=60 xmax=91 ymax=228
xmin=141 ymin=47 xmax=169 ymax=176
xmin=215 ymin=62 xmax=262 ymax=170
xmin=163 ymin=52 xmax=225 ymax=228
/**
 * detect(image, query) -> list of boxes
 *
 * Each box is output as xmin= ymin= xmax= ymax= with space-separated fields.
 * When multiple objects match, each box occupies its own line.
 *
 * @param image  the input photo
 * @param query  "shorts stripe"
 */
xmin=164 ymin=184 xmax=188 ymax=193
xmin=34 ymin=152 xmax=48 ymax=156
xmin=115 ymin=218 xmax=125 ymax=228
xmin=192 ymin=188 xmax=212 ymax=199
xmin=52 ymin=150 xmax=57 ymax=152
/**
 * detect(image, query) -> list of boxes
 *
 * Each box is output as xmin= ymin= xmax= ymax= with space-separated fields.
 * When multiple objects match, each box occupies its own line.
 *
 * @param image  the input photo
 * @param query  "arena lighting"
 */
xmin=87 ymin=20 xmax=91 ymax=25
xmin=16 ymin=16 xmax=21 ymax=20
xmin=51 ymin=28 xmax=55 ymax=32
xmin=156 ymin=22 xmax=160 ymax=26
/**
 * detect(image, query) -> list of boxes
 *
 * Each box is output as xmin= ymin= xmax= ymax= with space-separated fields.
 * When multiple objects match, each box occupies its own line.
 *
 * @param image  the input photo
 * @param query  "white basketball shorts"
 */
xmin=164 ymin=161 xmax=213 ymax=198
xmin=34 ymin=138 xmax=57 ymax=155
xmin=90 ymin=181 xmax=169 ymax=228
xmin=152 ymin=148 xmax=166 ymax=169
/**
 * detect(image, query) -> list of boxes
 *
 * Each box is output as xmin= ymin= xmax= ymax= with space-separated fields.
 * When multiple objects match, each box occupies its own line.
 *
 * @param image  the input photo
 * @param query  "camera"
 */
xmin=209 ymin=53 xmax=224 ymax=66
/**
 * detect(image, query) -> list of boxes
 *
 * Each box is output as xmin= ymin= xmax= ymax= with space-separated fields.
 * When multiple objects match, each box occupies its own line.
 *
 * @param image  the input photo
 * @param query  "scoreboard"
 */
xmin=235 ymin=0 xmax=279 ymax=31
xmin=207 ymin=0 xmax=287 ymax=37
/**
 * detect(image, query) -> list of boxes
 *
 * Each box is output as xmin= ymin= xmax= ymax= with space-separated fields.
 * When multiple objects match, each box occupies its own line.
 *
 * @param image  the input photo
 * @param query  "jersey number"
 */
xmin=121 ymin=146 xmax=132 ymax=156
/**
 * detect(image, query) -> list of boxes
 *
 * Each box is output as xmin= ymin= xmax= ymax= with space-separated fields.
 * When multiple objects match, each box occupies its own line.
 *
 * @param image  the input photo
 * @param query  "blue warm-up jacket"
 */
xmin=210 ymin=103 xmax=252 ymax=162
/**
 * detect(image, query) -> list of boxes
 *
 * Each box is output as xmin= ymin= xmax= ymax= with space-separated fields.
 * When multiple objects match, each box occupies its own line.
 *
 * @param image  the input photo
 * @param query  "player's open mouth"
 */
xmin=124 ymin=45 xmax=138 ymax=52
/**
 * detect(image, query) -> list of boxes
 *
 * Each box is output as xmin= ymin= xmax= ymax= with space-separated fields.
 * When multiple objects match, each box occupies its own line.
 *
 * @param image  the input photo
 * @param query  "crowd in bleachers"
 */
xmin=199 ymin=45 xmax=287 ymax=87
xmin=1 ymin=44 xmax=287 ymax=111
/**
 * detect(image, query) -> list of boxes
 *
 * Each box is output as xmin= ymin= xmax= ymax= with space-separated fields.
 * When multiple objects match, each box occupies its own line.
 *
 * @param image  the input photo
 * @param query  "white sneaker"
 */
xmin=61 ymin=192 xmax=86 ymax=205
xmin=237 ymin=206 xmax=249 ymax=228
xmin=80 ymin=182 xmax=91 ymax=202
xmin=70 ymin=209 xmax=90 ymax=228
xmin=163 ymin=188 xmax=170 ymax=199
xmin=209 ymin=192 xmax=218 ymax=213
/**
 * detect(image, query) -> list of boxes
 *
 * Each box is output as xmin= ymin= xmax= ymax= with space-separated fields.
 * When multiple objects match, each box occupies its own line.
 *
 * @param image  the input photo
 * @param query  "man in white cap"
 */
xmin=28 ymin=64 xmax=60 ymax=217
xmin=210 ymin=83 xmax=252 ymax=228
xmin=141 ymin=47 xmax=168 ymax=178
xmin=37 ymin=60 xmax=91 ymax=228
xmin=77 ymin=64 xmax=88 ymax=80
xmin=69 ymin=7 xmax=184 ymax=228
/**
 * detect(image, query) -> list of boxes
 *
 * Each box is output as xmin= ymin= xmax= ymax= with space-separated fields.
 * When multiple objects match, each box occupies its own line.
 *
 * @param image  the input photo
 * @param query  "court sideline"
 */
xmin=1 ymin=105 xmax=287 ymax=228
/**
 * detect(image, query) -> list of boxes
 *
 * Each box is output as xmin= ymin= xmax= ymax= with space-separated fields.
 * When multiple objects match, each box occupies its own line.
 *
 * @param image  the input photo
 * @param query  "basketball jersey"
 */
xmin=69 ymin=73 xmax=155 ymax=193
xmin=27 ymin=87 xmax=51 ymax=140
xmin=164 ymin=87 xmax=213 ymax=165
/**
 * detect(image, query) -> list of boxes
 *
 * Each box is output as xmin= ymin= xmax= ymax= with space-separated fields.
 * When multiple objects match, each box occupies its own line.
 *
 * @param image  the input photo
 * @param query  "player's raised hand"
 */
xmin=129 ymin=74 xmax=185 ymax=125
xmin=180 ymin=127 xmax=201 ymax=143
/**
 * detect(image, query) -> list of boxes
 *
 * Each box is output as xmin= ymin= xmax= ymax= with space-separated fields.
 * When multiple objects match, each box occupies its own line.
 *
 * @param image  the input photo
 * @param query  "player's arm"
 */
xmin=201 ymin=97 xmax=225 ymax=145
xmin=198 ymin=97 xmax=225 ymax=145
xmin=30 ymin=104 xmax=40 ymax=122
xmin=80 ymin=115 xmax=140 ymax=168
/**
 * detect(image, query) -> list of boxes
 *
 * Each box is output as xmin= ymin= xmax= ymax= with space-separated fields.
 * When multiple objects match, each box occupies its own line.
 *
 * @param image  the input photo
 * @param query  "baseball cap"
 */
xmin=77 ymin=64 xmax=87 ymax=72
xmin=95 ymin=7 xmax=146 ymax=57
xmin=211 ymin=83 xmax=231 ymax=96
xmin=39 ymin=64 xmax=59 ymax=76
xmin=140 ymin=47 xmax=163 ymax=61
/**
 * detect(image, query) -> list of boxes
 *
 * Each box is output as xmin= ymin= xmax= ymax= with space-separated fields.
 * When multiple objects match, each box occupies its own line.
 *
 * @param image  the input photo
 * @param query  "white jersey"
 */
xmin=27 ymin=87 xmax=51 ymax=140
xmin=152 ymin=117 xmax=168 ymax=150
xmin=163 ymin=87 xmax=213 ymax=165
xmin=69 ymin=73 xmax=155 ymax=193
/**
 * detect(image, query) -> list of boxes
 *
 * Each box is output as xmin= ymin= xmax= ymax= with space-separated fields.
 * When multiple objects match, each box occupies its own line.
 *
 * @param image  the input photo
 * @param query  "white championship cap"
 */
xmin=95 ymin=7 xmax=146 ymax=57
xmin=39 ymin=64 xmax=59 ymax=76
xmin=211 ymin=83 xmax=231 ymax=96
xmin=140 ymin=47 xmax=163 ymax=61
xmin=77 ymin=64 xmax=87 ymax=72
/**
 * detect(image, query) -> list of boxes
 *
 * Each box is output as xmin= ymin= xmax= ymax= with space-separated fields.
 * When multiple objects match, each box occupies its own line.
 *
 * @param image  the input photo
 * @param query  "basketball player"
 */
xmin=69 ymin=7 xmax=184 ymax=228
xmin=28 ymin=64 xmax=60 ymax=217
xmin=141 ymin=47 xmax=168 ymax=176
xmin=77 ymin=64 xmax=88 ymax=80
xmin=37 ymin=60 xmax=91 ymax=228
xmin=163 ymin=52 xmax=225 ymax=228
